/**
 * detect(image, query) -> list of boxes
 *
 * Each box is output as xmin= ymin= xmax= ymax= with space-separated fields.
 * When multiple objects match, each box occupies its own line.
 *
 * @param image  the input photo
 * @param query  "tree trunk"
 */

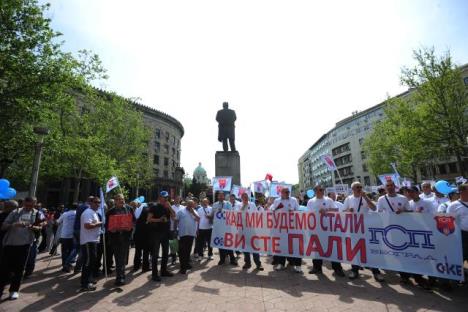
xmin=456 ymin=154 xmax=466 ymax=178
xmin=73 ymin=169 xmax=83 ymax=203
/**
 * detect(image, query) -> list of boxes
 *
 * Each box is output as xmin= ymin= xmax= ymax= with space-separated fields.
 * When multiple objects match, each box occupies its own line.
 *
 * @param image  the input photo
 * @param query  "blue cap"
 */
xmin=160 ymin=191 xmax=169 ymax=197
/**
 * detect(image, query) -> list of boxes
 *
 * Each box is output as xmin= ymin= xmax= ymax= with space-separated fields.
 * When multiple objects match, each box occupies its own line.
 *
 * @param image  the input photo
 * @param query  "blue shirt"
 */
xmin=176 ymin=208 xmax=199 ymax=237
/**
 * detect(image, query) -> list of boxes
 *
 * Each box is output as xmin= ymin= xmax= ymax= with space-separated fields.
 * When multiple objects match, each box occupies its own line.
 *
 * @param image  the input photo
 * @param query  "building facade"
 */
xmin=299 ymin=64 xmax=468 ymax=189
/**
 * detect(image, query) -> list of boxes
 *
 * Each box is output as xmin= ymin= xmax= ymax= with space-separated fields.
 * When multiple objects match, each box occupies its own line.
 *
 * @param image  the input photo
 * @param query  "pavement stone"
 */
xmin=0 ymin=250 xmax=466 ymax=312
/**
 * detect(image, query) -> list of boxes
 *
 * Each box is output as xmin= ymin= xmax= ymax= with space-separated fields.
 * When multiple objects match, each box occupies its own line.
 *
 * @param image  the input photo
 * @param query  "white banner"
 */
xmin=211 ymin=211 xmax=464 ymax=281
xmin=334 ymin=184 xmax=349 ymax=195
xmin=269 ymin=182 xmax=292 ymax=198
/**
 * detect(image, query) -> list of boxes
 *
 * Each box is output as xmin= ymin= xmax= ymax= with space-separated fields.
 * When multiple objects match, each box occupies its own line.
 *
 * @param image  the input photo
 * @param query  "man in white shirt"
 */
xmin=419 ymin=182 xmax=435 ymax=200
xmin=327 ymin=191 xmax=343 ymax=211
xmin=170 ymin=196 xmax=184 ymax=264
xmin=79 ymin=198 xmax=102 ymax=291
xmin=229 ymin=194 xmax=242 ymax=258
xmin=238 ymin=193 xmax=264 ymax=271
xmin=447 ymin=184 xmax=468 ymax=264
xmin=438 ymin=190 xmax=459 ymax=213
xmin=307 ymin=185 xmax=345 ymax=277
xmin=175 ymin=200 xmax=200 ymax=274
xmin=377 ymin=180 xmax=410 ymax=213
xmin=406 ymin=186 xmax=436 ymax=214
xmin=271 ymin=188 xmax=301 ymax=272
xmin=212 ymin=191 xmax=237 ymax=265
xmin=342 ymin=182 xmax=383 ymax=282
xmin=195 ymin=198 xmax=214 ymax=260
xmin=57 ymin=204 xmax=77 ymax=273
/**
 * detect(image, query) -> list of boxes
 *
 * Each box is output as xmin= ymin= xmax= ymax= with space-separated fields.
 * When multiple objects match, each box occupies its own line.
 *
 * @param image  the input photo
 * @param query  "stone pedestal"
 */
xmin=215 ymin=151 xmax=241 ymax=186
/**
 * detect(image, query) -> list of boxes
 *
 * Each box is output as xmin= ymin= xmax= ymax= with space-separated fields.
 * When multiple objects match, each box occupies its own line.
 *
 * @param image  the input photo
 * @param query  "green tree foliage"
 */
xmin=364 ymin=48 xmax=468 ymax=180
xmin=1 ymin=0 xmax=152 ymax=199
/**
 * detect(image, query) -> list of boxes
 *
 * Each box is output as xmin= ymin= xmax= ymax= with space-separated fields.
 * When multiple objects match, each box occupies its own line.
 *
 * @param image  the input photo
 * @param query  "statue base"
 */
xmin=215 ymin=151 xmax=241 ymax=186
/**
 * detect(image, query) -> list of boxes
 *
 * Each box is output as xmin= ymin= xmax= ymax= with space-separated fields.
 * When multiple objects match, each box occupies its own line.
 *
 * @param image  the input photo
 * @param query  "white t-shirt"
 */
xmin=342 ymin=195 xmax=373 ymax=213
xmin=334 ymin=201 xmax=344 ymax=211
xmin=237 ymin=202 xmax=259 ymax=211
xmin=80 ymin=208 xmax=101 ymax=245
xmin=171 ymin=204 xmax=184 ymax=231
xmin=197 ymin=206 xmax=213 ymax=230
xmin=58 ymin=210 xmax=76 ymax=239
xmin=176 ymin=207 xmax=199 ymax=237
xmin=447 ymin=200 xmax=468 ymax=231
xmin=438 ymin=201 xmax=452 ymax=213
xmin=271 ymin=197 xmax=299 ymax=211
xmin=230 ymin=200 xmax=241 ymax=211
xmin=409 ymin=199 xmax=435 ymax=214
xmin=377 ymin=194 xmax=410 ymax=213
xmin=306 ymin=197 xmax=336 ymax=212
xmin=419 ymin=192 xmax=435 ymax=200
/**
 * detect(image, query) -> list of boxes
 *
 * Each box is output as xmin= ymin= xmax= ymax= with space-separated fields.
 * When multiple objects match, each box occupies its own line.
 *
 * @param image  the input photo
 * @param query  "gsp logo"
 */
xmin=213 ymin=237 xmax=224 ymax=246
xmin=368 ymin=225 xmax=435 ymax=251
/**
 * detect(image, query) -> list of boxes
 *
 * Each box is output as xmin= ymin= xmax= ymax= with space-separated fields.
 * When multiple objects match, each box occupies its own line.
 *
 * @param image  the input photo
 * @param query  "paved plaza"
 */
xmin=1 ymin=250 xmax=467 ymax=312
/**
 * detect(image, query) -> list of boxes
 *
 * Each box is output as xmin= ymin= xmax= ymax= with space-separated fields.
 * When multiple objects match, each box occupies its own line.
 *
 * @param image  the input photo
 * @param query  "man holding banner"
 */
xmin=270 ymin=188 xmax=302 ymax=273
xmin=342 ymin=182 xmax=384 ymax=282
xmin=212 ymin=191 xmax=237 ymax=266
xmin=447 ymin=184 xmax=468 ymax=263
xmin=306 ymin=185 xmax=345 ymax=277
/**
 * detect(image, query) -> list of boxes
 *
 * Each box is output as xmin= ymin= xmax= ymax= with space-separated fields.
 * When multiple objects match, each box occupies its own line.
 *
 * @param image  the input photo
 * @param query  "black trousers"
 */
xmin=462 ymin=230 xmax=468 ymax=261
xmin=80 ymin=242 xmax=98 ymax=287
xmin=151 ymin=231 xmax=169 ymax=277
xmin=273 ymin=256 xmax=301 ymax=266
xmin=219 ymin=248 xmax=235 ymax=263
xmin=38 ymin=227 xmax=47 ymax=252
xmin=195 ymin=229 xmax=213 ymax=257
xmin=60 ymin=238 xmax=74 ymax=269
xmin=313 ymin=259 xmax=342 ymax=271
xmin=134 ymin=240 xmax=150 ymax=270
xmin=24 ymin=241 xmax=37 ymax=276
xmin=0 ymin=245 xmax=30 ymax=292
xmin=179 ymin=236 xmax=195 ymax=270
xmin=108 ymin=232 xmax=131 ymax=281
xmin=351 ymin=265 xmax=380 ymax=275
xmin=244 ymin=252 xmax=261 ymax=266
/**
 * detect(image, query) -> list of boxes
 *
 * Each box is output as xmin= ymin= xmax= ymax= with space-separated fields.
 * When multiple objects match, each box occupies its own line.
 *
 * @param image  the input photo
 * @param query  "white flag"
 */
xmin=106 ymin=176 xmax=119 ymax=193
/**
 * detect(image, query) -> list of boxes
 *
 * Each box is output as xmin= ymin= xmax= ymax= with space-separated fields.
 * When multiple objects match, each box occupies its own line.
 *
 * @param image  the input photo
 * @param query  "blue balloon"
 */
xmin=434 ymin=180 xmax=452 ymax=195
xmin=306 ymin=189 xmax=315 ymax=198
xmin=0 ymin=188 xmax=17 ymax=200
xmin=0 ymin=179 xmax=9 ymax=192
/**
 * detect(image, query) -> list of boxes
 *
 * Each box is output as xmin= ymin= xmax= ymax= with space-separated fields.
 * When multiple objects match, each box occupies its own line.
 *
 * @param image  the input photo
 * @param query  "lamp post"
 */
xmin=29 ymin=127 xmax=49 ymax=197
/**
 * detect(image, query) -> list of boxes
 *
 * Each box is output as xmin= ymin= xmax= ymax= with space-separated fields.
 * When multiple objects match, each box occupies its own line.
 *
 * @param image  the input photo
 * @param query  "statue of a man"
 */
xmin=216 ymin=102 xmax=237 ymax=152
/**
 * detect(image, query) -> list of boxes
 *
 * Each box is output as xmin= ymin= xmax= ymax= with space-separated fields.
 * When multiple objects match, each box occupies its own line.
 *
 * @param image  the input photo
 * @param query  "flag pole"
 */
xmin=100 ymin=187 xmax=108 ymax=281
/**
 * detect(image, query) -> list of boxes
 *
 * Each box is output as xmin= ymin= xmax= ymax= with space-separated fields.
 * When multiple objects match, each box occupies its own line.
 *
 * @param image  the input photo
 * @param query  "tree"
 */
xmin=401 ymin=48 xmax=468 ymax=176
xmin=364 ymin=48 xmax=468 ymax=180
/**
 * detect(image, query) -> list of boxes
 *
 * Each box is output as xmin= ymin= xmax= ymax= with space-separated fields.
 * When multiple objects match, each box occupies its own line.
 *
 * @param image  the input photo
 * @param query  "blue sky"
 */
xmin=42 ymin=0 xmax=468 ymax=185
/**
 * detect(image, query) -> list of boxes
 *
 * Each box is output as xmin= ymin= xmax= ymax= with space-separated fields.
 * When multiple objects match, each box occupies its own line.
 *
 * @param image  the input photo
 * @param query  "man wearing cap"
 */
xmin=147 ymin=191 xmax=175 ymax=281
xmin=212 ymin=191 xmax=237 ymax=265
xmin=406 ymin=186 xmax=436 ymax=214
xmin=307 ymin=184 xmax=345 ymax=277
xmin=447 ymin=184 xmax=468 ymax=265
xmin=341 ymin=181 xmax=383 ymax=282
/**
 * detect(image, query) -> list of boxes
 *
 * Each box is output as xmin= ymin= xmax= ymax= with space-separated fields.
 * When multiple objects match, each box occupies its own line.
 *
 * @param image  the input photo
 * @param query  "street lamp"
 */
xmin=29 ymin=127 xmax=49 ymax=197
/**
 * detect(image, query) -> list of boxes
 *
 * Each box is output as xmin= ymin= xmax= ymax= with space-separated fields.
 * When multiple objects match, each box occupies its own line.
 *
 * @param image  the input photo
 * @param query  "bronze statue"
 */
xmin=216 ymin=102 xmax=236 ymax=152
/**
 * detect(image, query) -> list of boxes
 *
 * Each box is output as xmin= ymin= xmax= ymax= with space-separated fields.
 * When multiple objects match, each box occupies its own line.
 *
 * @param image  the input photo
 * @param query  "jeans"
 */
xmin=219 ymin=249 xmax=235 ymax=263
xmin=60 ymin=238 xmax=74 ymax=268
xmin=151 ymin=231 xmax=169 ymax=277
xmin=195 ymin=229 xmax=213 ymax=257
xmin=80 ymin=242 xmax=98 ymax=287
xmin=244 ymin=252 xmax=261 ymax=266
xmin=0 ymin=245 xmax=30 ymax=292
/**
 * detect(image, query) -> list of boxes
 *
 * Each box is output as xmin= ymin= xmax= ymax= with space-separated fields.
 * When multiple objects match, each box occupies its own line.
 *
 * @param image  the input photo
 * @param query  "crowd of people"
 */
xmin=0 ymin=180 xmax=467 ymax=300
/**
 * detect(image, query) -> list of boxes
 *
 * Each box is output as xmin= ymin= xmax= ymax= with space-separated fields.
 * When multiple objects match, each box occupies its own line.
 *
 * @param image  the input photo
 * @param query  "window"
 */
xmin=448 ymin=162 xmax=458 ymax=173
xmin=172 ymin=148 xmax=175 ymax=155
xmin=155 ymin=142 xmax=160 ymax=152
xmin=155 ymin=128 xmax=160 ymax=139
xmin=359 ymin=138 xmax=364 ymax=145
xmin=361 ymin=151 xmax=366 ymax=160
xmin=153 ymin=155 xmax=160 ymax=165
xmin=164 ymin=157 xmax=169 ymax=166
xmin=165 ymin=132 xmax=170 ymax=142
xmin=362 ymin=164 xmax=368 ymax=172
xmin=164 ymin=170 xmax=169 ymax=178
xmin=364 ymin=176 xmax=371 ymax=186
xmin=154 ymin=168 xmax=159 ymax=177
xmin=164 ymin=144 xmax=169 ymax=154
xmin=464 ymin=77 xmax=468 ymax=86
xmin=438 ymin=164 xmax=447 ymax=175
